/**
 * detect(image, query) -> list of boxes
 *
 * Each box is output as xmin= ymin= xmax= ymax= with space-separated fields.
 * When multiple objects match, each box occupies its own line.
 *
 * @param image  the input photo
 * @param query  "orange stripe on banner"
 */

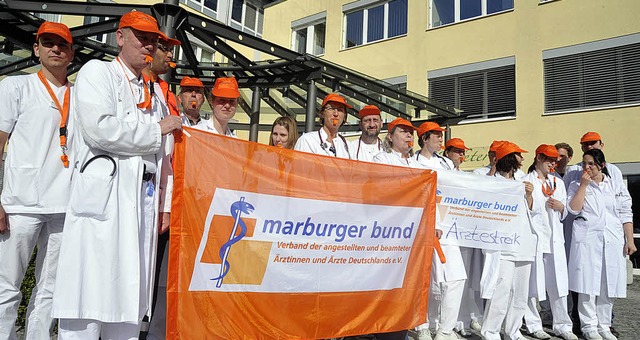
xmin=168 ymin=127 xmax=437 ymax=339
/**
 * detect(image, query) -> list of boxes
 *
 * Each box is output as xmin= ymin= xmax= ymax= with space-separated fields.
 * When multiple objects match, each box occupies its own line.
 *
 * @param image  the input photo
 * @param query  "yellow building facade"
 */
xmin=262 ymin=0 xmax=640 ymax=173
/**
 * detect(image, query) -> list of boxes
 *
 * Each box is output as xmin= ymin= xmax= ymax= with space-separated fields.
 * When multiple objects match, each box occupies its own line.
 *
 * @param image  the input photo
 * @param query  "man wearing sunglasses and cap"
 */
xmin=142 ymin=32 xmax=181 ymax=118
xmin=349 ymin=105 xmax=383 ymax=162
xmin=295 ymin=93 xmax=351 ymax=158
xmin=52 ymin=11 xmax=182 ymax=339
xmin=0 ymin=21 xmax=75 ymax=340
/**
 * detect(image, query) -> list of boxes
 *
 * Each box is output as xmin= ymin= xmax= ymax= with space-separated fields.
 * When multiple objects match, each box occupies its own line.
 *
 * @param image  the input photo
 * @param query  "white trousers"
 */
xmin=481 ymin=259 xmax=531 ymax=340
xmin=578 ymin=253 xmax=613 ymax=334
xmin=58 ymin=319 xmax=140 ymax=340
xmin=524 ymin=253 xmax=573 ymax=335
xmin=58 ymin=182 xmax=156 ymax=340
xmin=416 ymin=278 xmax=465 ymax=334
xmin=0 ymin=213 xmax=64 ymax=340
xmin=456 ymin=247 xmax=483 ymax=330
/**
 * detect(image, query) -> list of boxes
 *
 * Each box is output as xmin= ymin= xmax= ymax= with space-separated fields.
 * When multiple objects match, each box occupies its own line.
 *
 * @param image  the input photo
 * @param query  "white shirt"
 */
xmin=372 ymin=150 xmax=421 ymax=167
xmin=0 ymin=73 xmax=75 ymax=214
xmin=564 ymin=161 xmax=632 ymax=224
xmin=474 ymin=164 xmax=526 ymax=181
xmin=294 ymin=128 xmax=350 ymax=159
xmin=349 ymin=138 xmax=382 ymax=162
xmin=415 ymin=150 xmax=454 ymax=170
xmin=181 ymin=114 xmax=236 ymax=137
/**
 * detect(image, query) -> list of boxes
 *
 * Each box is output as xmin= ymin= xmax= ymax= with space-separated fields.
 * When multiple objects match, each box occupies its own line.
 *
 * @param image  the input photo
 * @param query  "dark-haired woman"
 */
xmin=522 ymin=145 xmax=577 ymax=340
xmin=481 ymin=142 xmax=536 ymax=340
xmin=566 ymin=149 xmax=635 ymax=340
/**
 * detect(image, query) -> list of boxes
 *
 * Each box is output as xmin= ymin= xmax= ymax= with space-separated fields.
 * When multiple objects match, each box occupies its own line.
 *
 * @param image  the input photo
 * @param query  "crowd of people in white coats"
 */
xmin=0 ymin=13 xmax=635 ymax=340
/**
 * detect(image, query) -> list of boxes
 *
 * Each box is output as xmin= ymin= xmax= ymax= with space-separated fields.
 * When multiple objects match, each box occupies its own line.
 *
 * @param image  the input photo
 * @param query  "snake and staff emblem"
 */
xmin=211 ymin=197 xmax=255 ymax=287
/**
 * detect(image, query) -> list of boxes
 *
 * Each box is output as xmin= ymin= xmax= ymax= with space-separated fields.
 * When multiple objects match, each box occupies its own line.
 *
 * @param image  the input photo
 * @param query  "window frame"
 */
xmin=291 ymin=13 xmax=327 ymax=56
xmin=428 ymin=57 xmax=516 ymax=123
xmin=229 ymin=0 xmax=264 ymax=37
xmin=342 ymin=0 xmax=407 ymax=49
xmin=428 ymin=0 xmax=513 ymax=29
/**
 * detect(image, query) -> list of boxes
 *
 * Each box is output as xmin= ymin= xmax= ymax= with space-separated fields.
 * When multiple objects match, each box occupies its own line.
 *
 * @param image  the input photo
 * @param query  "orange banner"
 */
xmin=167 ymin=127 xmax=437 ymax=339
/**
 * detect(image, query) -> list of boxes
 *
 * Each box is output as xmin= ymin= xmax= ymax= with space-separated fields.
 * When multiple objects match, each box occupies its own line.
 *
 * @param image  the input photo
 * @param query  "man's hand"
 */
xmin=158 ymin=212 xmax=170 ymax=235
xmin=624 ymin=241 xmax=637 ymax=256
xmin=159 ymin=115 xmax=182 ymax=136
xmin=435 ymin=229 xmax=443 ymax=239
xmin=0 ymin=205 xmax=8 ymax=233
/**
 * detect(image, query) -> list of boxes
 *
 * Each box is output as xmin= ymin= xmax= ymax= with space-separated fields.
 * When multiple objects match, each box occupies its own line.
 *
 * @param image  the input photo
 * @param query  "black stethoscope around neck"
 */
xmin=318 ymin=130 xmax=349 ymax=157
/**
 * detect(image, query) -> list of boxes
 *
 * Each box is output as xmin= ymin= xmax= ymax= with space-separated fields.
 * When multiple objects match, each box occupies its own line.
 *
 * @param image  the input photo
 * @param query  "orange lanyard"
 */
xmin=116 ymin=57 xmax=152 ymax=110
xmin=37 ymin=70 xmax=70 ymax=168
xmin=541 ymin=176 xmax=557 ymax=197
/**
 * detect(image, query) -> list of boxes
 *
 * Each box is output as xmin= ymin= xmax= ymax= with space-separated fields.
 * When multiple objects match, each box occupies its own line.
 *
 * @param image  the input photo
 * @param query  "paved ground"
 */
xmin=16 ymin=277 xmax=640 ymax=339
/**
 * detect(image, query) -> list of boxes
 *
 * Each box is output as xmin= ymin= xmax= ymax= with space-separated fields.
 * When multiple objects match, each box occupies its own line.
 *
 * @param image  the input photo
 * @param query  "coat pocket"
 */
xmin=68 ymin=171 xmax=114 ymax=220
xmin=3 ymin=167 xmax=39 ymax=206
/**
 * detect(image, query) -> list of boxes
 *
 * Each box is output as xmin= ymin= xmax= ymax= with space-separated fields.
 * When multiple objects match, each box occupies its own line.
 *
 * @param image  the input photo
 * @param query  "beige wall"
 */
xmin=264 ymin=0 xmax=640 ymax=169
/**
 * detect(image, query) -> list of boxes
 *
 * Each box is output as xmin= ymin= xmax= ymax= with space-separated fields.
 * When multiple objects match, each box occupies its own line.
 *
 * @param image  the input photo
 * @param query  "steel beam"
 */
xmin=305 ymin=80 xmax=316 ymax=132
xmin=249 ymin=86 xmax=261 ymax=141
xmin=3 ymin=0 xmax=149 ymax=17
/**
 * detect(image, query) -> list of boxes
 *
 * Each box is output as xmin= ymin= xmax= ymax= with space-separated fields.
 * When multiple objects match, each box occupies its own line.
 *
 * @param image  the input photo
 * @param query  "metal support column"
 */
xmin=156 ymin=0 xmax=186 ymax=83
xmin=249 ymin=86 xmax=261 ymax=142
xmin=305 ymin=80 xmax=317 ymax=132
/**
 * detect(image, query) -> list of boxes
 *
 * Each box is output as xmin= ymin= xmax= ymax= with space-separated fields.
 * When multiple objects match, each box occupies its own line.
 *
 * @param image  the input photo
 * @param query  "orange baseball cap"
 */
xmin=212 ymin=77 xmax=240 ymax=98
xmin=495 ymin=141 xmax=528 ymax=161
xmin=36 ymin=22 xmax=72 ymax=44
xmin=417 ymin=121 xmax=446 ymax=137
xmin=535 ymin=144 xmax=559 ymax=158
xmin=180 ymin=76 xmax=204 ymax=88
xmin=489 ymin=140 xmax=506 ymax=152
xmin=322 ymin=93 xmax=352 ymax=109
xmin=358 ymin=105 xmax=381 ymax=119
xmin=387 ymin=118 xmax=415 ymax=133
xmin=445 ymin=138 xmax=469 ymax=150
xmin=119 ymin=11 xmax=161 ymax=35
xmin=580 ymin=131 xmax=601 ymax=143
xmin=159 ymin=32 xmax=181 ymax=46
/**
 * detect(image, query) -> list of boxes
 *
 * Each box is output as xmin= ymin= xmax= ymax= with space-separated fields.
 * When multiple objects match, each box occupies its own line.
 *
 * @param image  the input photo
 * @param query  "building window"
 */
xmin=182 ymin=0 xmax=218 ymax=19
xmin=292 ymin=12 xmax=327 ymax=55
xmin=543 ymin=39 xmax=640 ymax=114
xmin=428 ymin=57 xmax=515 ymax=121
xmin=430 ymin=0 xmax=513 ymax=28
xmin=343 ymin=0 xmax=407 ymax=48
xmin=83 ymin=15 xmax=116 ymax=46
xmin=230 ymin=0 xmax=264 ymax=36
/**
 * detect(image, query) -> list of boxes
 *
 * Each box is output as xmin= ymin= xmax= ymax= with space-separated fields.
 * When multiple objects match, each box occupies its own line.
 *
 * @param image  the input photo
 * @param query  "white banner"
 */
xmin=189 ymin=189 xmax=424 ymax=293
xmin=436 ymin=170 xmax=537 ymax=257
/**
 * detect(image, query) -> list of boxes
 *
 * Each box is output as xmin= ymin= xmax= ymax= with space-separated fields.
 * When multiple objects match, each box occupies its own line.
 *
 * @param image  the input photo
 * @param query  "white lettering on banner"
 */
xmin=436 ymin=170 xmax=537 ymax=257
xmin=189 ymin=189 xmax=425 ymax=293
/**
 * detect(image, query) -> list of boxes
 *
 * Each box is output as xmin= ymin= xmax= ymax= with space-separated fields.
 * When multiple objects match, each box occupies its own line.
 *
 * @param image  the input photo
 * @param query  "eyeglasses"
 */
xmin=324 ymin=106 xmax=345 ymax=113
xmin=157 ymin=43 xmax=170 ymax=53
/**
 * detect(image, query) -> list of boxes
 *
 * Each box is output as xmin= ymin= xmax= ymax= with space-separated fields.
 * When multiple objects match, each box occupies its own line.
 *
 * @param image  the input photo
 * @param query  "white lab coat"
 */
xmin=294 ymin=128 xmax=350 ymax=158
xmin=52 ymin=59 xmax=172 ymax=323
xmin=372 ymin=149 xmax=421 ymax=167
xmin=566 ymin=177 xmax=627 ymax=298
xmin=523 ymin=171 xmax=569 ymax=300
xmin=350 ymin=138 xmax=382 ymax=162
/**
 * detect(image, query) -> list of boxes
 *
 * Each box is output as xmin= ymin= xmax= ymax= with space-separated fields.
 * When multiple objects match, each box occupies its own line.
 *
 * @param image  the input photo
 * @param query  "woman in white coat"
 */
xmin=371 ymin=117 xmax=418 ymax=340
xmin=480 ymin=141 xmax=535 ymax=340
xmin=522 ymin=145 xmax=577 ymax=340
xmin=566 ymin=149 xmax=636 ymax=340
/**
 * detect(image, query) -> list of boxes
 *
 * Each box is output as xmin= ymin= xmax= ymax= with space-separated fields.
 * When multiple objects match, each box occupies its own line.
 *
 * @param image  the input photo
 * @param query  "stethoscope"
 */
xmin=355 ymin=138 xmax=381 ymax=159
xmin=416 ymin=152 xmax=452 ymax=170
xmin=318 ymin=130 xmax=349 ymax=157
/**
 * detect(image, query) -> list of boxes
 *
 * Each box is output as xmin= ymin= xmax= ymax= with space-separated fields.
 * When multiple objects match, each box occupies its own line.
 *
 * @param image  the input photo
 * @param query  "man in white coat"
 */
xmin=349 ymin=105 xmax=383 ymax=162
xmin=178 ymin=76 xmax=208 ymax=129
xmin=52 ymin=11 xmax=182 ymax=339
xmin=0 ymin=22 xmax=75 ymax=340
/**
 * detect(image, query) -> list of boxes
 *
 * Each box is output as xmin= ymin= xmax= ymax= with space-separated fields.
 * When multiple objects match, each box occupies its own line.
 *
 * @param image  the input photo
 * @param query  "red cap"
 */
xmin=36 ymin=22 xmax=72 ymax=44
xmin=322 ymin=93 xmax=352 ymax=109
xmin=387 ymin=118 xmax=415 ymax=133
xmin=489 ymin=140 xmax=506 ymax=152
xmin=495 ymin=141 xmax=528 ymax=161
xmin=180 ymin=76 xmax=204 ymax=88
xmin=445 ymin=138 xmax=469 ymax=150
xmin=159 ymin=32 xmax=181 ymax=46
xmin=119 ymin=11 xmax=161 ymax=35
xmin=417 ymin=121 xmax=446 ymax=137
xmin=535 ymin=144 xmax=559 ymax=158
xmin=358 ymin=105 xmax=381 ymax=119
xmin=580 ymin=131 xmax=601 ymax=143
xmin=212 ymin=77 xmax=240 ymax=98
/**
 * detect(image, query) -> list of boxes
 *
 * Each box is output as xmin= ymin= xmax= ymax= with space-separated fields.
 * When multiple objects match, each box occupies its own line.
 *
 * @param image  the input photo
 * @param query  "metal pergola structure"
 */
xmin=0 ymin=0 xmax=465 ymax=141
